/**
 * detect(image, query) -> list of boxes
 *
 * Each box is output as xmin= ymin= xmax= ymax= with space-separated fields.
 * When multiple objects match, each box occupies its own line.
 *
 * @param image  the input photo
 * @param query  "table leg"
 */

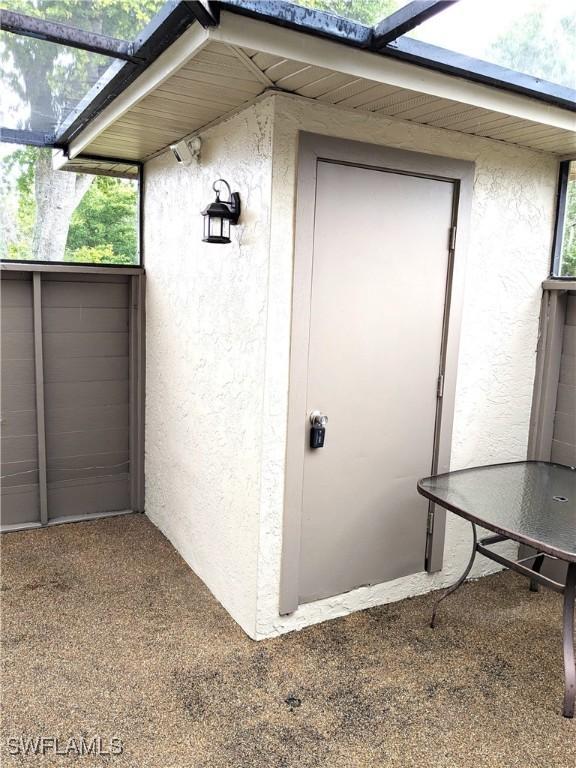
xmin=529 ymin=553 xmax=545 ymax=592
xmin=430 ymin=522 xmax=477 ymax=629
xmin=562 ymin=562 xmax=576 ymax=718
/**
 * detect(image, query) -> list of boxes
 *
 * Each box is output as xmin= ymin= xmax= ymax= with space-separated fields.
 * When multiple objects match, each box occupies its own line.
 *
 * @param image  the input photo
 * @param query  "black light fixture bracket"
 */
xmin=228 ymin=191 xmax=241 ymax=223
xmin=213 ymin=179 xmax=240 ymax=223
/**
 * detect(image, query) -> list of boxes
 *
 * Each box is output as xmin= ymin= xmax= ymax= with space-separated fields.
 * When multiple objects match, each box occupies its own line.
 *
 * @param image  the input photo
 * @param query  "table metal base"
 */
xmin=430 ymin=522 xmax=576 ymax=718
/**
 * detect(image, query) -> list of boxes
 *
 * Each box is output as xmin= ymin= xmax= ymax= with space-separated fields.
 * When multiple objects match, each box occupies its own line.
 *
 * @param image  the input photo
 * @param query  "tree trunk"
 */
xmin=32 ymin=151 xmax=94 ymax=262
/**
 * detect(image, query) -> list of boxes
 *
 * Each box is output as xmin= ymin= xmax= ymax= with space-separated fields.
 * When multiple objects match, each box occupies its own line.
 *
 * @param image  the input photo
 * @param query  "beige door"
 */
xmin=297 ymin=159 xmax=456 ymax=604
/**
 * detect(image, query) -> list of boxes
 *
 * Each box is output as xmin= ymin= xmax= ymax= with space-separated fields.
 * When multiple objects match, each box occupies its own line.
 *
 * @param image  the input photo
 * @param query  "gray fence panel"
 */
xmin=526 ymin=287 xmax=576 ymax=585
xmin=1 ymin=274 xmax=39 ymax=526
xmin=1 ymin=267 xmax=144 ymax=532
xmin=550 ymin=293 xmax=576 ymax=467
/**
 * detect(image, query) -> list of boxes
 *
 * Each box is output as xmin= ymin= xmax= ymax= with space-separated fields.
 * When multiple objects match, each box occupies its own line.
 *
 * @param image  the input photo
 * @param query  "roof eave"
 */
xmin=54 ymin=0 xmax=218 ymax=150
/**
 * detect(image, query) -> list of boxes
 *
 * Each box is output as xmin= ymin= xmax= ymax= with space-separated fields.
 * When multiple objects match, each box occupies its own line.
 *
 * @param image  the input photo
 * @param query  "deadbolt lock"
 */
xmin=310 ymin=411 xmax=328 ymax=428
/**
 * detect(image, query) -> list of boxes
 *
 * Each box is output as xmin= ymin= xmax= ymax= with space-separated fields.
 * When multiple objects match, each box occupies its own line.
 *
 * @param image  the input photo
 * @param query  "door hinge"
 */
xmin=449 ymin=225 xmax=457 ymax=252
xmin=437 ymin=373 xmax=445 ymax=398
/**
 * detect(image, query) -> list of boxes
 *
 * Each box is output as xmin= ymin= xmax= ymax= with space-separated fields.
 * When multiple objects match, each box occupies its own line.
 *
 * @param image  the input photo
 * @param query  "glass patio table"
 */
xmin=417 ymin=461 xmax=576 ymax=717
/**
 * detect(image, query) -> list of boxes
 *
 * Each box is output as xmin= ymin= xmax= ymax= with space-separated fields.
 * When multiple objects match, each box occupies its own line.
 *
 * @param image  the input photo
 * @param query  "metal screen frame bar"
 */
xmin=551 ymin=160 xmax=572 ymax=277
xmin=0 ymin=9 xmax=136 ymax=59
xmin=372 ymin=1 xmax=455 ymax=48
xmin=32 ymin=273 xmax=48 ymax=526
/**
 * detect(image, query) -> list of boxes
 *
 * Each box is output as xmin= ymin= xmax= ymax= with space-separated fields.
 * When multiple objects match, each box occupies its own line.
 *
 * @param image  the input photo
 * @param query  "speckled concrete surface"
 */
xmin=1 ymin=514 xmax=574 ymax=767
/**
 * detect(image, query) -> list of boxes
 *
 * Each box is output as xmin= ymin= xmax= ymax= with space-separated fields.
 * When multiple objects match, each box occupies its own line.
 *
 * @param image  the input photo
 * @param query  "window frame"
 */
xmin=551 ymin=159 xmax=575 ymax=278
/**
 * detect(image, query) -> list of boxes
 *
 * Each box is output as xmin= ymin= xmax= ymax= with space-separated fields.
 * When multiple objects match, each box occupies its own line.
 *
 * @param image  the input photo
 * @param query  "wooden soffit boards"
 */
xmin=53 ymin=154 xmax=140 ymax=179
xmin=215 ymin=13 xmax=575 ymax=156
xmin=80 ymin=42 xmax=268 ymax=161
xmin=239 ymin=49 xmax=576 ymax=155
xmin=68 ymin=11 xmax=576 ymax=164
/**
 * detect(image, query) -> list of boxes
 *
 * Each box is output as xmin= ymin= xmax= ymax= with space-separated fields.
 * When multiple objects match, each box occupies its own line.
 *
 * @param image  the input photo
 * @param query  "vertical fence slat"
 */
xmin=32 ymin=272 xmax=48 ymax=525
xmin=129 ymin=273 xmax=145 ymax=512
xmin=528 ymin=289 xmax=567 ymax=461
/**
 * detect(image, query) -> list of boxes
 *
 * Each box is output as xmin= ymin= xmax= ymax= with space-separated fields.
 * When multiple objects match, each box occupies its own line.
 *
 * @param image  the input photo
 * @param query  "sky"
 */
xmin=408 ymin=0 xmax=575 ymax=60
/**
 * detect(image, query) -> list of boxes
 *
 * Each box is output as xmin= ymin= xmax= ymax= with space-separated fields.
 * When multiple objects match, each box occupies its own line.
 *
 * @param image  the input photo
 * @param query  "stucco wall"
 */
xmin=144 ymin=91 xmax=558 ymax=641
xmin=144 ymin=99 xmax=274 ymax=637
xmin=254 ymin=93 xmax=558 ymax=638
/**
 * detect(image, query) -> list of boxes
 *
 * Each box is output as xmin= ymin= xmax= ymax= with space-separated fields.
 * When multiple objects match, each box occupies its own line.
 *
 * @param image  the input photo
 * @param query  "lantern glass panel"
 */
xmin=209 ymin=216 xmax=223 ymax=239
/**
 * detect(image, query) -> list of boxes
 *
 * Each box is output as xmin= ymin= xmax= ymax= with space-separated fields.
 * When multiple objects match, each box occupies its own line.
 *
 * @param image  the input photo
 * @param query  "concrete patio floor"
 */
xmin=1 ymin=514 xmax=574 ymax=767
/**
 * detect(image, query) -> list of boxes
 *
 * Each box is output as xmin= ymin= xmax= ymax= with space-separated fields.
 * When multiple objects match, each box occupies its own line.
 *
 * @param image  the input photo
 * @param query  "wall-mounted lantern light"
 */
xmin=201 ymin=179 xmax=241 ymax=244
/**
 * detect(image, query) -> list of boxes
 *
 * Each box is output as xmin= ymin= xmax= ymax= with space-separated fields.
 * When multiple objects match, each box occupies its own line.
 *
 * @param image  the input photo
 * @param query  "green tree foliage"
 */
xmin=2 ymin=0 xmax=162 ymax=133
xmin=0 ymin=146 xmax=139 ymax=264
xmin=491 ymin=7 xmax=576 ymax=90
xmin=1 ymin=0 xmax=160 ymax=263
xmin=0 ymin=146 xmax=36 ymax=259
xmin=65 ymin=243 xmax=117 ymax=263
xmin=561 ymin=174 xmax=576 ymax=277
xmin=66 ymin=176 xmax=138 ymax=264
xmin=297 ymin=0 xmax=397 ymax=25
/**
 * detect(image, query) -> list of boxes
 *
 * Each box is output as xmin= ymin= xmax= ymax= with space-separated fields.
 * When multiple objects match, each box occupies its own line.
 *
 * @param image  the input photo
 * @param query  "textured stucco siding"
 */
xmin=254 ymin=94 xmax=558 ymax=639
xmin=144 ymin=99 xmax=273 ymax=637
xmin=144 ymin=91 xmax=558 ymax=641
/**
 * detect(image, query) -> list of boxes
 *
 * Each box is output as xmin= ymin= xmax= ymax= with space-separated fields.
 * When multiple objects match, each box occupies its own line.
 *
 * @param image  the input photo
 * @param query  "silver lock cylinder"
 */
xmin=310 ymin=411 xmax=328 ymax=428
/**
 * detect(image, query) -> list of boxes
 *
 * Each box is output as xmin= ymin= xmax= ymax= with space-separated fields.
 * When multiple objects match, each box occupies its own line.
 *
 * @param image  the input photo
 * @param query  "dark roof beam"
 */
xmin=0 ymin=128 xmax=56 ymax=146
xmin=218 ymin=1 xmax=372 ymax=47
xmin=371 ymin=1 xmax=457 ymax=49
xmin=0 ymin=8 xmax=136 ymax=61
xmin=182 ymin=1 xmax=219 ymax=29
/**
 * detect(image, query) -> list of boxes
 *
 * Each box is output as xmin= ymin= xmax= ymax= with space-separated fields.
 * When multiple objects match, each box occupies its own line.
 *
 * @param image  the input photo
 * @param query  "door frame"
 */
xmin=279 ymin=132 xmax=475 ymax=614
